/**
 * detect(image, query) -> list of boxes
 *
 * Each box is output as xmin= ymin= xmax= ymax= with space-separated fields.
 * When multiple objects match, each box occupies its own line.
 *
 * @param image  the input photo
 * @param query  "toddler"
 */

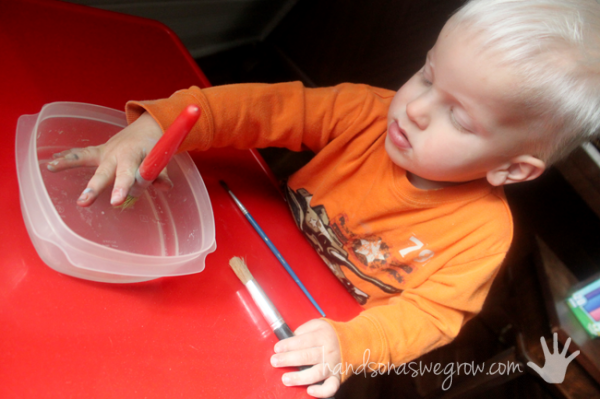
xmin=48 ymin=0 xmax=600 ymax=397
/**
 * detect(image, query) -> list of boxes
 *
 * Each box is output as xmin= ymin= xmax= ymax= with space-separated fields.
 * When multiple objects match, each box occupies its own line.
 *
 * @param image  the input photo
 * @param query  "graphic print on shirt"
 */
xmin=333 ymin=215 xmax=415 ymax=281
xmin=285 ymin=186 xmax=409 ymax=305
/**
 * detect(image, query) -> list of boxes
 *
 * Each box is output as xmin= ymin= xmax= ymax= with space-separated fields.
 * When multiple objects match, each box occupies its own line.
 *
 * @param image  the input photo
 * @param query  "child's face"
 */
xmin=386 ymin=22 xmax=537 ymax=188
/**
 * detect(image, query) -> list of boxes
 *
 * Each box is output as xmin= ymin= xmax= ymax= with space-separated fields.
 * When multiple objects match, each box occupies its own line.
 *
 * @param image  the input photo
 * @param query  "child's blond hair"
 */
xmin=452 ymin=0 xmax=600 ymax=164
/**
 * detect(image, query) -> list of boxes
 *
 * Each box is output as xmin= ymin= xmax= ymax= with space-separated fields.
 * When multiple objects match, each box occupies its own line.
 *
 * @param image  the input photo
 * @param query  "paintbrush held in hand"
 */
xmin=119 ymin=104 xmax=201 ymax=209
xmin=229 ymin=256 xmax=296 ymax=340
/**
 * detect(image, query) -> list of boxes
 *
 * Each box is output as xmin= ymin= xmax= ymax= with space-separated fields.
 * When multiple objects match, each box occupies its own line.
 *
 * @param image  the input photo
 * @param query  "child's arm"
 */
xmin=127 ymin=82 xmax=389 ymax=154
xmin=50 ymin=81 xmax=391 ymax=206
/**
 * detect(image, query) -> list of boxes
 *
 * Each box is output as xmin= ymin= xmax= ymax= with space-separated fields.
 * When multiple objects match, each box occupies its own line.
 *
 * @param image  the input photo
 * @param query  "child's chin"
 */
xmin=384 ymin=137 xmax=410 ymax=166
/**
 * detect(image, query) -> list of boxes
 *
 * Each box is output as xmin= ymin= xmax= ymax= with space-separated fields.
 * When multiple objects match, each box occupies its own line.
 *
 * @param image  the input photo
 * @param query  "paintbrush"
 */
xmin=119 ymin=104 xmax=201 ymax=209
xmin=229 ymin=256 xmax=296 ymax=340
xmin=230 ymin=256 xmax=333 ymax=397
xmin=220 ymin=180 xmax=326 ymax=317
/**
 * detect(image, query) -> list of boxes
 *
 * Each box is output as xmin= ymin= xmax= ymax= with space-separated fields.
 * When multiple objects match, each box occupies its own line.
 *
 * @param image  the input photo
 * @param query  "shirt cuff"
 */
xmin=125 ymin=86 xmax=214 ymax=153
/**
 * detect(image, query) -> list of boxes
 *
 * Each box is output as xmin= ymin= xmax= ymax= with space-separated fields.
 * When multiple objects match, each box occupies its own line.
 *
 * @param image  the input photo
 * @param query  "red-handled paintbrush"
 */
xmin=119 ymin=104 xmax=201 ymax=208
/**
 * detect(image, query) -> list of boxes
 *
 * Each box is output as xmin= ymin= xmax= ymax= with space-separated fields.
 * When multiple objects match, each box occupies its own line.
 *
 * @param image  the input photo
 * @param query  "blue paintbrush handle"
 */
xmin=220 ymin=181 xmax=326 ymax=317
xmin=243 ymin=212 xmax=326 ymax=317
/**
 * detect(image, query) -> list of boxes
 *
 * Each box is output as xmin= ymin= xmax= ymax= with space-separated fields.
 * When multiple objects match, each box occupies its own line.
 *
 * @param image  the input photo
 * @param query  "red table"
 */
xmin=0 ymin=1 xmax=362 ymax=397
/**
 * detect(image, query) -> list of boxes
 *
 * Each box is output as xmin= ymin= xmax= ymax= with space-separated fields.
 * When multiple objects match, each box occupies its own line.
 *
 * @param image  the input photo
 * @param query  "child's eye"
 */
xmin=419 ymin=68 xmax=432 ymax=86
xmin=450 ymin=108 xmax=472 ymax=133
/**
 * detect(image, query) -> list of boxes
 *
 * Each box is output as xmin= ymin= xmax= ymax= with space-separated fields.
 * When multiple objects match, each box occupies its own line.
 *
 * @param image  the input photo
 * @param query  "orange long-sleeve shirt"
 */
xmin=126 ymin=81 xmax=513 ymax=379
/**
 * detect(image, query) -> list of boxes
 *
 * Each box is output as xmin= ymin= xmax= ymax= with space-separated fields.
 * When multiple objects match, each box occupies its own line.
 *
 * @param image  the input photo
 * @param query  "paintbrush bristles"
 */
xmin=117 ymin=195 xmax=140 ymax=210
xmin=229 ymin=256 xmax=254 ymax=285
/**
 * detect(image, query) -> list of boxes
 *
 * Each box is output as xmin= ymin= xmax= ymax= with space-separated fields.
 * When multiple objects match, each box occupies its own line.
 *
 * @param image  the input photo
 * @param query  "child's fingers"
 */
xmin=293 ymin=319 xmax=327 ymax=335
xmin=281 ymin=366 xmax=321 ymax=387
xmin=75 ymin=187 xmax=97 ymax=207
xmin=47 ymin=147 xmax=102 ymax=172
xmin=110 ymin=158 xmax=144 ymax=206
xmin=275 ymin=323 xmax=338 ymax=357
xmin=275 ymin=333 xmax=319 ymax=354
xmin=281 ymin=362 xmax=337 ymax=387
xmin=307 ymin=376 xmax=340 ymax=398
xmin=152 ymin=169 xmax=174 ymax=192
xmin=76 ymin=161 xmax=117 ymax=207
xmin=271 ymin=346 xmax=324 ymax=369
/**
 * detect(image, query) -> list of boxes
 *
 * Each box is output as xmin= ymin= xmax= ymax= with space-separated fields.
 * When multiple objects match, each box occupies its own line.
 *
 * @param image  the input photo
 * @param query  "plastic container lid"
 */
xmin=15 ymin=102 xmax=216 ymax=283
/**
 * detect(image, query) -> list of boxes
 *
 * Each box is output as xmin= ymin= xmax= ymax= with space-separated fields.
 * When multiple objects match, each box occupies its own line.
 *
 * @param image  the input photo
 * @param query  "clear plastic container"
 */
xmin=15 ymin=102 xmax=216 ymax=283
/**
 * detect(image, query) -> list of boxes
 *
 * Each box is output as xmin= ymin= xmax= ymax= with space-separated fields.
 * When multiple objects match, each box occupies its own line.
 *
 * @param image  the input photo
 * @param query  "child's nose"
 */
xmin=406 ymin=95 xmax=430 ymax=130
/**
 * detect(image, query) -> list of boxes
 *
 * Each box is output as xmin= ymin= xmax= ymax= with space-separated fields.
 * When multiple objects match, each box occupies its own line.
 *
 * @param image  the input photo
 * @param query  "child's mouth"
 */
xmin=388 ymin=121 xmax=411 ymax=149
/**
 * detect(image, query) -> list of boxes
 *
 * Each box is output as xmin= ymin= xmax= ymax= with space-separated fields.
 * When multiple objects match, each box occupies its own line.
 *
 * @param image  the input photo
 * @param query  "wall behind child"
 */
xmin=61 ymin=0 xmax=299 ymax=58
xmin=267 ymin=0 xmax=467 ymax=90
xmin=63 ymin=0 xmax=466 ymax=89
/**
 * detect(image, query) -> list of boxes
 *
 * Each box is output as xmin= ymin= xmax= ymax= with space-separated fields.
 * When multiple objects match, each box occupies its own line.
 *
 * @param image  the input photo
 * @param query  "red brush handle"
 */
xmin=139 ymin=105 xmax=201 ymax=181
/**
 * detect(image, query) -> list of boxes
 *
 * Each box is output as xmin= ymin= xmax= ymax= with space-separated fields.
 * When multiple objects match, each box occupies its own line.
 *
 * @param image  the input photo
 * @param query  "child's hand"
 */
xmin=47 ymin=112 xmax=170 ymax=207
xmin=271 ymin=319 xmax=342 ymax=398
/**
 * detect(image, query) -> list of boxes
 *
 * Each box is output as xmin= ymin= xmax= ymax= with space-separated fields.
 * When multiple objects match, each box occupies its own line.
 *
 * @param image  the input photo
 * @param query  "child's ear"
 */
xmin=486 ymin=155 xmax=546 ymax=186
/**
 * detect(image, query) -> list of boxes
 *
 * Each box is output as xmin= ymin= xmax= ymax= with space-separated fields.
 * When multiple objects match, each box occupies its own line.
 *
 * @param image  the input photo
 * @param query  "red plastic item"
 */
xmin=139 ymin=105 xmax=200 ymax=181
xmin=0 ymin=1 xmax=362 ymax=398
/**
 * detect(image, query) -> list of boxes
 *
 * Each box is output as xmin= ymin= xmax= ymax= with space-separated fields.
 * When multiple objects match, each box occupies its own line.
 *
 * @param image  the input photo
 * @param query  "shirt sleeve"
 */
xmin=125 ymin=81 xmax=391 ymax=154
xmin=325 ymin=253 xmax=505 ymax=382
